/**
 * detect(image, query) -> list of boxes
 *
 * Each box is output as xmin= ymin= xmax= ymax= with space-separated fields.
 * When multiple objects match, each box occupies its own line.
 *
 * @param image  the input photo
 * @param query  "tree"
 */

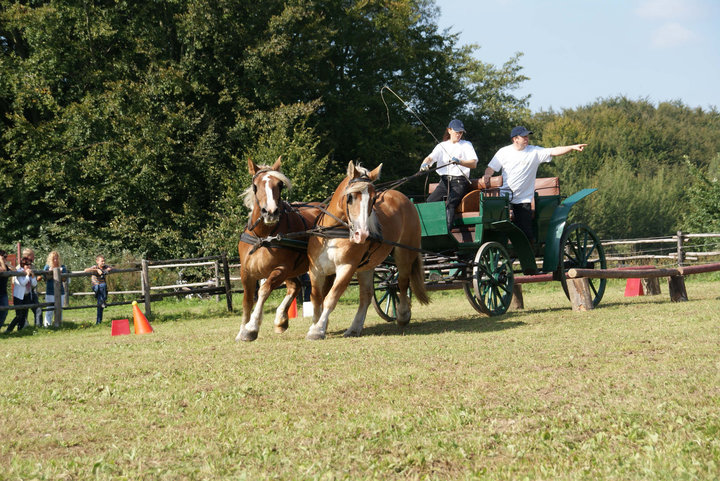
xmin=531 ymin=97 xmax=720 ymax=239
xmin=683 ymin=154 xmax=720 ymax=234
xmin=1 ymin=0 xmax=531 ymax=257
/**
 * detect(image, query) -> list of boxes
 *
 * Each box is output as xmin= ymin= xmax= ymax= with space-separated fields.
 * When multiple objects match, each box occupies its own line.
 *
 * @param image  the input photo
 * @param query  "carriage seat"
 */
xmin=427 ymin=176 xmax=560 ymax=218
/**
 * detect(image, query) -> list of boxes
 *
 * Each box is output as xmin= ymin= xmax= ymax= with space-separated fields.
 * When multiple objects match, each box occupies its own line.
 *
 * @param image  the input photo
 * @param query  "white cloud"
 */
xmin=635 ymin=0 xmax=702 ymax=20
xmin=651 ymin=22 xmax=698 ymax=47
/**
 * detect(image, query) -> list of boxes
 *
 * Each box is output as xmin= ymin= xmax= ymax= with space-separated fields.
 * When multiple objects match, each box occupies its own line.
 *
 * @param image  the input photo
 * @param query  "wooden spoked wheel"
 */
xmin=463 ymin=242 xmax=514 ymax=316
xmin=371 ymin=262 xmax=410 ymax=322
xmin=556 ymin=223 xmax=607 ymax=307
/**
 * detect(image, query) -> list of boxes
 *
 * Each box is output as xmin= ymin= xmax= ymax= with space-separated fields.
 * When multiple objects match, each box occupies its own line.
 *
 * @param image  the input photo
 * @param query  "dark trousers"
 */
xmin=28 ymin=289 xmax=41 ymax=327
xmin=428 ymin=175 xmax=470 ymax=232
xmin=300 ymin=273 xmax=311 ymax=302
xmin=0 ymin=293 xmax=8 ymax=330
xmin=511 ymin=203 xmax=534 ymax=243
xmin=93 ymin=283 xmax=108 ymax=324
xmin=5 ymin=294 xmax=30 ymax=332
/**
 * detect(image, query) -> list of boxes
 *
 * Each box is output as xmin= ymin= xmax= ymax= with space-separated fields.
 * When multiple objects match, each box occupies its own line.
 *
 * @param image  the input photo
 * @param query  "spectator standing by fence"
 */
xmin=4 ymin=257 xmax=37 ymax=333
xmin=0 ymin=250 xmax=10 ymax=330
xmin=43 ymin=251 xmax=68 ymax=327
xmin=85 ymin=255 xmax=112 ymax=325
xmin=19 ymin=248 xmax=43 ymax=327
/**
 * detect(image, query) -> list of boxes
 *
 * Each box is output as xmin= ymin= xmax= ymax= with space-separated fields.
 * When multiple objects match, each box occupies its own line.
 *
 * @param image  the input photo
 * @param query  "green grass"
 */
xmin=1 ymin=279 xmax=719 ymax=480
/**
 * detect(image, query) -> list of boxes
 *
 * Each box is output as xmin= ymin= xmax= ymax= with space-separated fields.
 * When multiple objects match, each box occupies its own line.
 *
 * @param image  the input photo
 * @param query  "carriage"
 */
xmin=238 ymin=158 xmax=607 ymax=341
xmin=371 ymin=175 xmax=608 ymax=320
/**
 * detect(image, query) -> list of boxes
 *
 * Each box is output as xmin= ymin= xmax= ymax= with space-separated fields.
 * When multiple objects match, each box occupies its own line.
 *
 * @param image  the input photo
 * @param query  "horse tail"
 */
xmin=410 ymin=253 xmax=430 ymax=305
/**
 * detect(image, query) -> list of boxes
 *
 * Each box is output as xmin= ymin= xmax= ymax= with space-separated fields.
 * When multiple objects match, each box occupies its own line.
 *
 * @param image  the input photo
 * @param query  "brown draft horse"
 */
xmin=236 ymin=157 xmax=320 ymax=342
xmin=305 ymin=161 xmax=429 ymax=340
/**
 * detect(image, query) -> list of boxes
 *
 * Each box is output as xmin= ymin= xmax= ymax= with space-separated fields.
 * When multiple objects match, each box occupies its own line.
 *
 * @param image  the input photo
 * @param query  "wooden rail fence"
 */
xmin=0 ymin=254 xmax=237 ymax=328
xmin=565 ymin=262 xmax=720 ymax=311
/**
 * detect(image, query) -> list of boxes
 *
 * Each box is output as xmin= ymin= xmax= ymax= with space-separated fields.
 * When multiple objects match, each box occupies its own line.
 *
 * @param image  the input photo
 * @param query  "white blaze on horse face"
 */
xmin=351 ymin=187 xmax=371 ymax=244
xmin=262 ymin=175 xmax=279 ymax=224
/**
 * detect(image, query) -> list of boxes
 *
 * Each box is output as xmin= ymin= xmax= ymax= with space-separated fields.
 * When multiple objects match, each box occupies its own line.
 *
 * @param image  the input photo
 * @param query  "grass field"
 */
xmin=1 ymin=278 xmax=719 ymax=480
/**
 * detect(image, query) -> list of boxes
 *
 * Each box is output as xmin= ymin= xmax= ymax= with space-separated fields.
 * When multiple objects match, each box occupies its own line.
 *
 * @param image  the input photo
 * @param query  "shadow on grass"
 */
xmin=329 ymin=313 xmax=525 ymax=338
xmin=151 ymin=310 xmax=235 ymax=323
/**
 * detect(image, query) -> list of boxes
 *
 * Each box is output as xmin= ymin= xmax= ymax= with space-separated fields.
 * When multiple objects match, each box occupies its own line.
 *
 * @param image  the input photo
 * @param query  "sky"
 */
xmin=433 ymin=0 xmax=720 ymax=112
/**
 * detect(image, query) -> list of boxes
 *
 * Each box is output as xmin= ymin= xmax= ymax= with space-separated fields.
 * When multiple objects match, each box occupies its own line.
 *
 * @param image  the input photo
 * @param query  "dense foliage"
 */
xmin=533 ymin=98 xmax=720 ymax=239
xmin=2 ymin=0 xmax=719 ymax=260
xmin=0 ymin=0 xmax=529 ymax=257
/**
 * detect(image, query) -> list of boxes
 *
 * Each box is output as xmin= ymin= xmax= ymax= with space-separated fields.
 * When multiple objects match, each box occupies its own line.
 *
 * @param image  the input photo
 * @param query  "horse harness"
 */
xmin=240 ymin=200 xmax=312 ymax=261
xmin=241 ymin=174 xmax=431 ymax=266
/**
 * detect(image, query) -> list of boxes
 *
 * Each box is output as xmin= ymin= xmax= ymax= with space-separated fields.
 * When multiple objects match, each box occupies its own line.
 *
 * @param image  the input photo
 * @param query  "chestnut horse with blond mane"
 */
xmin=236 ymin=157 xmax=320 ymax=342
xmin=305 ymin=161 xmax=429 ymax=340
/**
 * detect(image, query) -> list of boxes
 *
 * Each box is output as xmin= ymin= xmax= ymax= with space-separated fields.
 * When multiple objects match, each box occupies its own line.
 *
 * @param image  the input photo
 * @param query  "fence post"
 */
xmin=214 ymin=259 xmax=221 ymax=302
xmin=53 ymin=267 xmax=63 ymax=328
xmin=676 ymin=230 xmax=685 ymax=267
xmin=510 ymin=284 xmax=524 ymax=310
xmin=62 ymin=278 xmax=70 ymax=307
xmin=222 ymin=252 xmax=233 ymax=312
xmin=141 ymin=259 xmax=152 ymax=317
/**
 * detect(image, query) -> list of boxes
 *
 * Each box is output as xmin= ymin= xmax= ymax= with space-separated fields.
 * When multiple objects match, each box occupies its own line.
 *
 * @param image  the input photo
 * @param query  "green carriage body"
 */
xmin=372 ymin=177 xmax=606 ymax=320
xmin=415 ymin=185 xmax=596 ymax=274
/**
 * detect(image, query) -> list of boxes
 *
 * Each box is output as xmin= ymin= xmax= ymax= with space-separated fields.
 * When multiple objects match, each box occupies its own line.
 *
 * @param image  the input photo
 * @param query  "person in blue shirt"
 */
xmin=85 ymin=255 xmax=113 ymax=324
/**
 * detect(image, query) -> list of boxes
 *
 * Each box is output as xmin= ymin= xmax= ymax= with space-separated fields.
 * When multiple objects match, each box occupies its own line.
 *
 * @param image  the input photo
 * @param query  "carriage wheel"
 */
xmin=371 ymin=262 xmax=410 ymax=322
xmin=556 ymin=223 xmax=607 ymax=307
xmin=463 ymin=242 xmax=514 ymax=316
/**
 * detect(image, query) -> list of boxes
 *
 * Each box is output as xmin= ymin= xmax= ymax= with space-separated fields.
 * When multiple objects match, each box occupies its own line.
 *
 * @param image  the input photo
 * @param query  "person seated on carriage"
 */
xmin=483 ymin=126 xmax=587 ymax=243
xmin=419 ymin=119 xmax=478 ymax=232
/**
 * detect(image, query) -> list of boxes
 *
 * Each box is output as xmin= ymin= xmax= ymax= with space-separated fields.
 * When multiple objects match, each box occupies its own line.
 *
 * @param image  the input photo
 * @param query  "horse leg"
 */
xmin=306 ymin=266 xmax=354 ymax=341
xmin=236 ymin=276 xmax=258 ymax=342
xmin=238 ymin=277 xmax=276 ymax=341
xmin=344 ymin=270 xmax=373 ymax=337
xmin=394 ymin=250 xmax=414 ymax=327
xmin=273 ymin=277 xmax=300 ymax=334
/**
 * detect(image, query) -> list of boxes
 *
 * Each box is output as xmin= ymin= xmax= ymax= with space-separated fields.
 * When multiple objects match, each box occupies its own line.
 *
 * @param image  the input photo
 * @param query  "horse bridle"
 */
xmin=247 ymin=169 xmax=287 ymax=230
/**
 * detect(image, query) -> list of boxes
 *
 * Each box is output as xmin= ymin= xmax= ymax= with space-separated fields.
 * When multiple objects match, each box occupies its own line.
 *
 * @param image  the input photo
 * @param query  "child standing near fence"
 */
xmin=85 ymin=255 xmax=112 ymax=325
xmin=5 ymin=257 xmax=37 ymax=332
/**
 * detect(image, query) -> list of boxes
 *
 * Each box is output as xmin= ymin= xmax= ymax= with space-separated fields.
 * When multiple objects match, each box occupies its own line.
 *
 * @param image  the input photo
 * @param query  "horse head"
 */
xmin=344 ymin=161 xmax=382 ymax=244
xmin=244 ymin=156 xmax=291 ymax=226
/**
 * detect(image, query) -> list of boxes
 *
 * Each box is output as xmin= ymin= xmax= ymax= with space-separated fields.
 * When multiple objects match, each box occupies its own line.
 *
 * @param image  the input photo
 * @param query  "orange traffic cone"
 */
xmin=132 ymin=301 xmax=153 ymax=334
xmin=288 ymin=297 xmax=298 ymax=319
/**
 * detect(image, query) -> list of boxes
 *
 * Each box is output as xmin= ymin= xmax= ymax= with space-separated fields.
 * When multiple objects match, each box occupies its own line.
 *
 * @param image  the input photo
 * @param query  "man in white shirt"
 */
xmin=483 ymin=126 xmax=587 ymax=242
xmin=419 ymin=119 xmax=478 ymax=232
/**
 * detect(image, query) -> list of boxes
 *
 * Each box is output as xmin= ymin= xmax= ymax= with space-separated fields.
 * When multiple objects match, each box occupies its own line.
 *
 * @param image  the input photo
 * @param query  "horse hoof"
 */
xmin=305 ymin=331 xmax=325 ymax=341
xmin=274 ymin=319 xmax=289 ymax=334
xmin=238 ymin=329 xmax=258 ymax=342
xmin=343 ymin=330 xmax=361 ymax=338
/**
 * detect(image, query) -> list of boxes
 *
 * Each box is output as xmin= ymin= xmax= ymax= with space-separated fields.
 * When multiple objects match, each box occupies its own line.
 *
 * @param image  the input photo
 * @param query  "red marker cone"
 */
xmin=111 ymin=319 xmax=131 ymax=336
xmin=132 ymin=301 xmax=153 ymax=334
xmin=624 ymin=278 xmax=644 ymax=297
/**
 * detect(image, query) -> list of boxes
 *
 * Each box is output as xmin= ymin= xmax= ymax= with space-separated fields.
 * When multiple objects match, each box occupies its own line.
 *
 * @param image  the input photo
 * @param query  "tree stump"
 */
xmin=668 ymin=275 xmax=688 ymax=302
xmin=641 ymin=277 xmax=661 ymax=295
xmin=510 ymin=284 xmax=524 ymax=310
xmin=568 ymin=277 xmax=594 ymax=311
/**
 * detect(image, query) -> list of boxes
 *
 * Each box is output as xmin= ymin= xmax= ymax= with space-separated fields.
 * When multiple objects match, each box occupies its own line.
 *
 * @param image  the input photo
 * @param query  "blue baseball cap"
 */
xmin=448 ymin=119 xmax=465 ymax=132
xmin=510 ymin=126 xmax=533 ymax=138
